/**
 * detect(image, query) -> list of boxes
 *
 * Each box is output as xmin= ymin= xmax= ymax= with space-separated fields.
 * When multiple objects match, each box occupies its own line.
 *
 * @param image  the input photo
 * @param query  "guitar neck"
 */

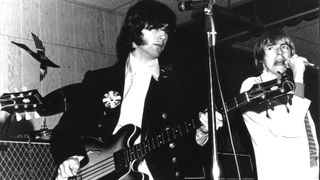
xmin=225 ymin=92 xmax=250 ymax=113
xmin=115 ymin=119 xmax=201 ymax=166
xmin=224 ymin=75 xmax=295 ymax=113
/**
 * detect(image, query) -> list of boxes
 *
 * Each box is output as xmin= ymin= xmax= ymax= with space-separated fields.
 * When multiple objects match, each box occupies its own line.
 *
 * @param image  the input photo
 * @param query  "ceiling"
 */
xmin=73 ymin=0 xmax=319 ymax=63
xmin=72 ymin=0 xmax=247 ymax=25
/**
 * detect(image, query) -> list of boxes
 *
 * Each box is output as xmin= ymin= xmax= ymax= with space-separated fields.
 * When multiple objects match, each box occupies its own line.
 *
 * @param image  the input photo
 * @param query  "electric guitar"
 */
xmin=70 ymin=75 xmax=295 ymax=180
xmin=0 ymin=89 xmax=44 ymax=120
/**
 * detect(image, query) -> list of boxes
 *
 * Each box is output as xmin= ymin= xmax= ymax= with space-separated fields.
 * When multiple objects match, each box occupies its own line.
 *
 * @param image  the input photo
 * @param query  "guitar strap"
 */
xmin=304 ymin=112 xmax=318 ymax=167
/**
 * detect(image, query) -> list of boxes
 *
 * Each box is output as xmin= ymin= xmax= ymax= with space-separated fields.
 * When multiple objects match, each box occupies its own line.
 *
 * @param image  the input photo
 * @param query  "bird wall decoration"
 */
xmin=11 ymin=32 xmax=60 ymax=81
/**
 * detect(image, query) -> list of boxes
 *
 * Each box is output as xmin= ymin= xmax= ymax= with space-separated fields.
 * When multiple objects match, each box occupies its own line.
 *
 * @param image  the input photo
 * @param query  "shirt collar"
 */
xmin=126 ymin=53 xmax=160 ymax=81
xmin=260 ymin=71 xmax=279 ymax=82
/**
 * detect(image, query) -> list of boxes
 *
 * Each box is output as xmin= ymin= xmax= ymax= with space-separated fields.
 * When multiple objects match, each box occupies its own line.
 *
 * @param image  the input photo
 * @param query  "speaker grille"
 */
xmin=0 ymin=139 xmax=56 ymax=179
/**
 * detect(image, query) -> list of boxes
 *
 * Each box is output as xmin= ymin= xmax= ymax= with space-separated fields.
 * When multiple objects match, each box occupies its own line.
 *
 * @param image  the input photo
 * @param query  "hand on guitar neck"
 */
xmin=56 ymin=155 xmax=83 ymax=180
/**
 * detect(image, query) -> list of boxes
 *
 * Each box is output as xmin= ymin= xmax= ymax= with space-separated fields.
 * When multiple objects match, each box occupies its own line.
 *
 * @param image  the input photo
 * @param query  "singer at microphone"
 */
xmin=240 ymin=29 xmax=319 ymax=180
xmin=286 ymin=54 xmax=320 ymax=70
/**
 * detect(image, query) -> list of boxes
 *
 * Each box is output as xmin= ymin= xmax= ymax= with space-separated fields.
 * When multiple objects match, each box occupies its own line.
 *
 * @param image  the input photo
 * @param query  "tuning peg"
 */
xmin=15 ymin=113 xmax=22 ymax=121
xmin=25 ymin=112 xmax=32 ymax=120
xmin=34 ymin=112 xmax=40 ymax=119
xmin=22 ymin=87 xmax=28 ymax=91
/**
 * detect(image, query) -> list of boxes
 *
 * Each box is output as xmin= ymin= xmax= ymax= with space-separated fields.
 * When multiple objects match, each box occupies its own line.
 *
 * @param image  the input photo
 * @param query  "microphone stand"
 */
xmin=202 ymin=2 xmax=242 ymax=180
xmin=202 ymin=1 xmax=221 ymax=179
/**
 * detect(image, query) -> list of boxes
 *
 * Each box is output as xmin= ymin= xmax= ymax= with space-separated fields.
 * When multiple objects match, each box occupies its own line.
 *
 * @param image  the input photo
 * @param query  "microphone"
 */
xmin=285 ymin=55 xmax=320 ymax=70
xmin=305 ymin=62 xmax=320 ymax=70
xmin=178 ymin=0 xmax=211 ymax=11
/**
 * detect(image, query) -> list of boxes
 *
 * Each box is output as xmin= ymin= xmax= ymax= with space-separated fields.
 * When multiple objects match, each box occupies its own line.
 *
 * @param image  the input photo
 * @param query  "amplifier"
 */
xmin=0 ymin=137 xmax=56 ymax=180
xmin=218 ymin=152 xmax=255 ymax=180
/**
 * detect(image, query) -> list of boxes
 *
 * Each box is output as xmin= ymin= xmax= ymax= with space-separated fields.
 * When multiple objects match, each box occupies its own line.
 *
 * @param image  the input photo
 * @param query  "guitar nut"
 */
xmin=172 ymin=157 xmax=177 ymax=163
xmin=162 ymin=113 xmax=167 ymax=119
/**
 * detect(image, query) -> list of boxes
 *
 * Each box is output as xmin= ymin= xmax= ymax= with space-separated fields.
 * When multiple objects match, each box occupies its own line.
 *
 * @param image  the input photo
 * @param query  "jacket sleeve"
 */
xmin=50 ymin=71 xmax=93 ymax=166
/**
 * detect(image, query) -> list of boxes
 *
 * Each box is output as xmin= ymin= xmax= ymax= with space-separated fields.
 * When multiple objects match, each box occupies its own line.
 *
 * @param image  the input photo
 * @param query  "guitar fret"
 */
xmin=184 ymin=122 xmax=189 ymax=133
xmin=145 ymin=141 xmax=151 ymax=152
xmin=163 ymin=129 xmax=170 ymax=143
xmin=191 ymin=120 xmax=195 ymax=129
xmin=158 ymin=134 xmax=164 ymax=147
xmin=128 ymin=147 xmax=133 ymax=161
xmin=134 ymin=144 xmax=139 ymax=157
xmin=159 ymin=134 xmax=165 ymax=145
xmin=133 ymin=146 xmax=137 ymax=159
xmin=171 ymin=127 xmax=177 ymax=139
xmin=234 ymin=97 xmax=239 ymax=108
xmin=151 ymin=138 xmax=156 ymax=150
xmin=130 ymin=146 xmax=136 ymax=160
xmin=124 ymin=149 xmax=130 ymax=164
xmin=167 ymin=128 xmax=173 ymax=141
xmin=137 ymin=144 xmax=142 ymax=157
xmin=157 ymin=134 xmax=162 ymax=146
xmin=177 ymin=125 xmax=183 ymax=136
xmin=154 ymin=136 xmax=159 ymax=147
xmin=141 ymin=142 xmax=149 ymax=154
xmin=245 ymin=92 xmax=250 ymax=102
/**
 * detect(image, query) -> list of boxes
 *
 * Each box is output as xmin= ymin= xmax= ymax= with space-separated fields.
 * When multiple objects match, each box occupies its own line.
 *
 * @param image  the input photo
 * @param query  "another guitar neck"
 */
xmin=225 ymin=92 xmax=250 ymax=113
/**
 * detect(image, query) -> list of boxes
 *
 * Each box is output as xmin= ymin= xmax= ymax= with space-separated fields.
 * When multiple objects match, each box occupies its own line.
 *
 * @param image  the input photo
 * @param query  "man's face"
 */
xmin=263 ymin=39 xmax=292 ymax=76
xmin=134 ymin=24 xmax=169 ymax=60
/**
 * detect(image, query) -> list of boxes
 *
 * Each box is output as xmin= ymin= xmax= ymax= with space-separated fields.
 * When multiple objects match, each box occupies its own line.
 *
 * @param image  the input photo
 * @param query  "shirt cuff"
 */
xmin=294 ymin=82 xmax=305 ymax=98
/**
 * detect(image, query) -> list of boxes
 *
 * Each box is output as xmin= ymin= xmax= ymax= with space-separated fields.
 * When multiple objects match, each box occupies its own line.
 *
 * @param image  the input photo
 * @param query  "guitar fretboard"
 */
xmin=114 ymin=119 xmax=201 ymax=170
xmin=225 ymin=92 xmax=249 ymax=112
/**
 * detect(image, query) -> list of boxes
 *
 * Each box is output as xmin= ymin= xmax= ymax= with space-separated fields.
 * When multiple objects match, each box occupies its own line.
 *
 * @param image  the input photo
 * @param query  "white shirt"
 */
xmin=113 ymin=53 xmax=160 ymax=180
xmin=240 ymin=72 xmax=319 ymax=180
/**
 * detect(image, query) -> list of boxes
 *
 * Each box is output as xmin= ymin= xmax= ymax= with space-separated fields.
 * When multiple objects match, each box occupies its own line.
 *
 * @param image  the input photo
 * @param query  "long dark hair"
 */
xmin=116 ymin=0 xmax=176 ymax=64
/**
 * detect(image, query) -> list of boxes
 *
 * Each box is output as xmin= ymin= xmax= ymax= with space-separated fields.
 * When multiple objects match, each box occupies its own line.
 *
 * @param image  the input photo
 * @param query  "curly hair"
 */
xmin=254 ymin=29 xmax=295 ymax=72
xmin=116 ymin=0 xmax=176 ymax=63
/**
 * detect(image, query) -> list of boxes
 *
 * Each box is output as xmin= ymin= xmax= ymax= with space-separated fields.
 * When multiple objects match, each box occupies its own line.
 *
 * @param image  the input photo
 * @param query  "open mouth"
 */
xmin=274 ymin=60 xmax=286 ymax=66
xmin=154 ymin=44 xmax=163 ymax=49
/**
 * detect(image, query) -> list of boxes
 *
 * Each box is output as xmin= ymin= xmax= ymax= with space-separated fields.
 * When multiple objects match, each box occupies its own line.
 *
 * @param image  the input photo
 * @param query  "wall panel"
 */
xmin=22 ymin=0 xmax=39 ymax=39
xmin=0 ymin=0 xmax=124 ymax=133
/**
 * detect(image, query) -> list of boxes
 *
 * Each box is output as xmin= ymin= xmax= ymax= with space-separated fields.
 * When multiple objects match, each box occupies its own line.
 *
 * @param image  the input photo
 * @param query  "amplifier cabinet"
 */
xmin=0 ymin=139 xmax=56 ymax=180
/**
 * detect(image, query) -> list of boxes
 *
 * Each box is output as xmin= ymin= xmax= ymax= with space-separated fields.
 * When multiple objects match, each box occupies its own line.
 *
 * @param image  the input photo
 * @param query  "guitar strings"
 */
xmin=78 ymin=156 xmax=115 ymax=180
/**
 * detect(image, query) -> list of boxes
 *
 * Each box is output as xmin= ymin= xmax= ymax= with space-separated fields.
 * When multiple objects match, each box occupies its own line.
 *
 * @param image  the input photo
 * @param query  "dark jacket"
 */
xmin=50 ymin=61 xmax=201 ymax=179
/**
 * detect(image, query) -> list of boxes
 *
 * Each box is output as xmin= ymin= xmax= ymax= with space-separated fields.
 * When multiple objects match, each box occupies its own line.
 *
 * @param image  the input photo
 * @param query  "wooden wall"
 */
xmin=0 ymin=0 xmax=124 ymax=132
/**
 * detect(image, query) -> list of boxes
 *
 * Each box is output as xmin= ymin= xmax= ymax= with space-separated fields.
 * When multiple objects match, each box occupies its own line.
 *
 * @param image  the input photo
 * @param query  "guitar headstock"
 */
xmin=247 ymin=74 xmax=295 ymax=104
xmin=0 ymin=89 xmax=44 ymax=121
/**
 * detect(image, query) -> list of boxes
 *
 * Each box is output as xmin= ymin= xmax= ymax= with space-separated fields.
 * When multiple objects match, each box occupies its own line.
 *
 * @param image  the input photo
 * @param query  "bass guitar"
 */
xmin=70 ymin=75 xmax=295 ymax=180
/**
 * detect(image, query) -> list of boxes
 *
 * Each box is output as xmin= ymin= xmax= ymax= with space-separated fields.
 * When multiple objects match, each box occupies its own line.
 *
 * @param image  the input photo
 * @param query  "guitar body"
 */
xmin=73 ymin=124 xmax=147 ymax=180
